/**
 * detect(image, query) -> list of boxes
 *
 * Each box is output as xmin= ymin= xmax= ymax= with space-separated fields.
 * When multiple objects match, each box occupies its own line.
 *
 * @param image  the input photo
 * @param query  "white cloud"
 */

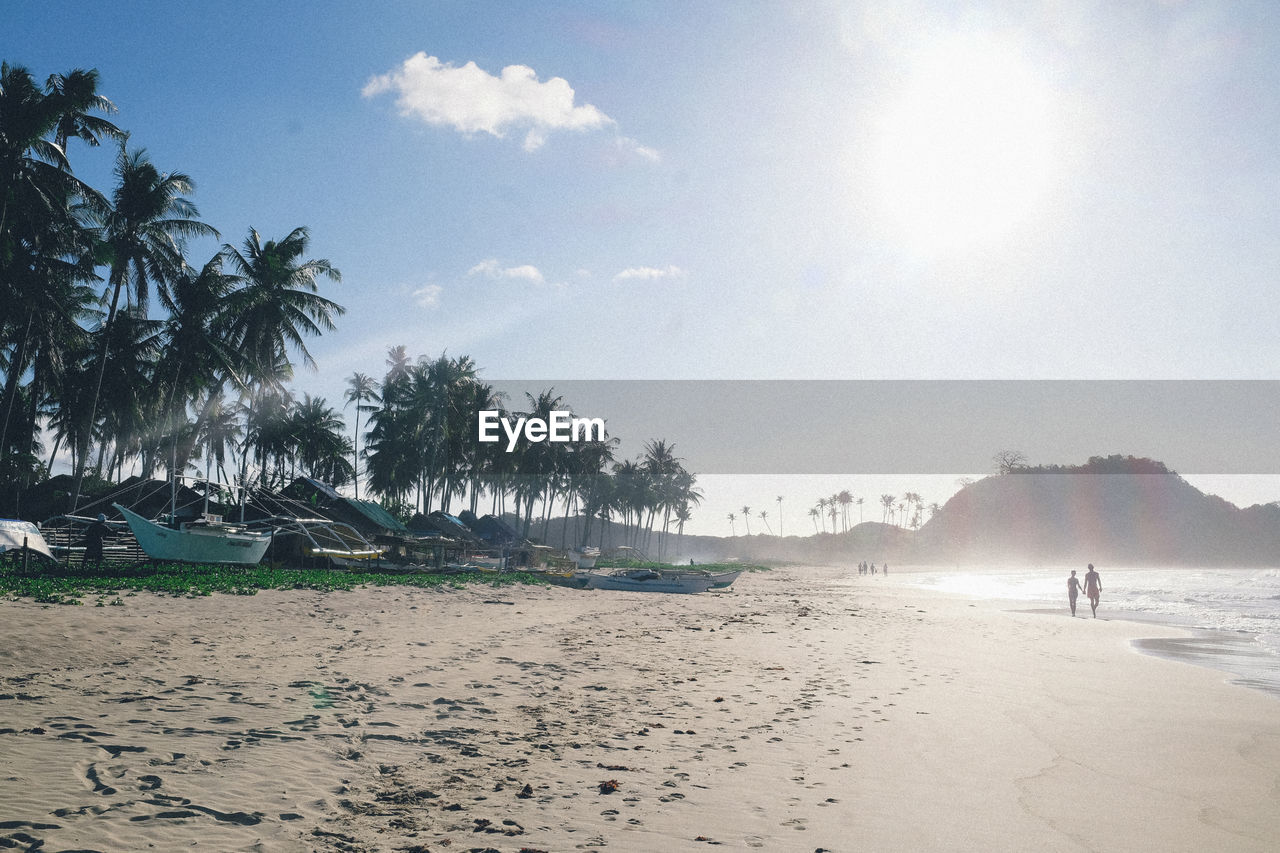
xmin=364 ymin=52 xmax=614 ymax=149
xmin=412 ymin=284 xmax=443 ymax=308
xmin=468 ymin=259 xmax=546 ymax=283
xmin=613 ymin=265 xmax=687 ymax=283
xmin=618 ymin=136 xmax=661 ymax=163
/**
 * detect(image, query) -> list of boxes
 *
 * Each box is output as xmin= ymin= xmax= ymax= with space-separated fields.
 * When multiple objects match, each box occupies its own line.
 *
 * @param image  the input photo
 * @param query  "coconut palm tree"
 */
xmin=44 ymin=68 xmax=124 ymax=156
xmin=72 ymin=143 xmax=217 ymax=507
xmin=1 ymin=64 xmax=111 ymax=489
xmin=880 ymin=494 xmax=895 ymax=524
xmin=837 ymin=489 xmax=853 ymax=533
xmin=808 ymin=506 xmax=820 ymax=534
xmin=343 ymin=372 xmax=380 ymax=500
xmin=759 ymin=509 xmax=772 ymax=535
xmin=221 ymin=226 xmax=342 ymax=498
xmin=776 ymin=495 xmax=783 ymax=537
xmin=740 ymin=505 xmax=751 ymax=536
xmin=289 ymin=394 xmax=354 ymax=486
xmin=221 ymin=226 xmax=342 ymax=377
xmin=727 ymin=512 xmax=736 ymax=537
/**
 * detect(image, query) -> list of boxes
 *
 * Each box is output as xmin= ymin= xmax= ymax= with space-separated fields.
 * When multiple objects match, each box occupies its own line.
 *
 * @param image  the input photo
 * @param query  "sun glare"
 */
xmin=873 ymin=35 xmax=1059 ymax=253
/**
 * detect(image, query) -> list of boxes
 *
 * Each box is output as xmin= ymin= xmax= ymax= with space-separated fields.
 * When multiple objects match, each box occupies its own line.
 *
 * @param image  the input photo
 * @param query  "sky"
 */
xmin=8 ymin=1 xmax=1280 ymax=535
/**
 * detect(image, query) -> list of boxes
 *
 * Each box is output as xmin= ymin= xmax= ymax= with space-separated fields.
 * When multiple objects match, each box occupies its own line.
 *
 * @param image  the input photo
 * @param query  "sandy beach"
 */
xmin=1 ymin=565 xmax=1277 ymax=852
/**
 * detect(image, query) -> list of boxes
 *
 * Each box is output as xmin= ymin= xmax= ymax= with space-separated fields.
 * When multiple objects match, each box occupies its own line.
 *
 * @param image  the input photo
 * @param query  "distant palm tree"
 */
xmin=343 ymin=372 xmax=380 ymax=500
xmin=727 ymin=512 xmax=737 ymax=537
xmin=741 ymin=505 xmax=751 ymax=535
xmin=289 ymin=394 xmax=354 ymax=485
xmin=880 ymin=494 xmax=895 ymax=524
xmin=837 ymin=489 xmax=852 ymax=532
xmin=759 ymin=509 xmax=772 ymax=534
xmin=776 ymin=495 xmax=783 ymax=537
xmin=808 ymin=506 xmax=819 ymax=534
xmin=817 ymin=497 xmax=828 ymax=533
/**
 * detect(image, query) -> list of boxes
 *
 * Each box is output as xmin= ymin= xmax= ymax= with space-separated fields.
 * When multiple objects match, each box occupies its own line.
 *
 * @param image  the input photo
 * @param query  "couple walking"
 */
xmin=1067 ymin=564 xmax=1101 ymax=617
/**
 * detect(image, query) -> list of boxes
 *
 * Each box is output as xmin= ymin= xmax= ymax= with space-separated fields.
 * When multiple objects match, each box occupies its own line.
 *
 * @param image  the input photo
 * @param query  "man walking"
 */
xmin=1083 ymin=563 xmax=1102 ymax=618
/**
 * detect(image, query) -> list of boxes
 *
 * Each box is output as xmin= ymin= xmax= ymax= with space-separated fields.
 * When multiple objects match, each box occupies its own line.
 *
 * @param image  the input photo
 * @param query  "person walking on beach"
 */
xmin=1083 ymin=563 xmax=1102 ymax=617
xmin=82 ymin=513 xmax=110 ymax=570
xmin=1066 ymin=569 xmax=1082 ymax=616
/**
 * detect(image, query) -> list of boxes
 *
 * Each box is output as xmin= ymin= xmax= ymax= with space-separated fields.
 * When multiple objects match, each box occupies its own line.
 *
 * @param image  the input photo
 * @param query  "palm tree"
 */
xmin=727 ymin=512 xmax=736 ymax=537
xmin=880 ymin=494 xmax=895 ymax=524
xmin=343 ymin=372 xmax=380 ymax=500
xmin=1 ymin=64 xmax=111 ymax=490
xmin=817 ymin=497 xmax=828 ymax=533
xmin=740 ymin=505 xmax=751 ymax=536
xmin=808 ymin=506 xmax=819 ymax=534
xmin=289 ymin=394 xmax=354 ymax=485
xmin=776 ymin=495 xmax=783 ymax=537
xmin=759 ymin=509 xmax=772 ymax=535
xmin=221 ymin=226 xmax=342 ymax=504
xmin=44 ymin=68 xmax=124 ymax=155
xmin=73 ymin=143 xmax=217 ymax=507
xmin=837 ymin=489 xmax=852 ymax=533
xmin=221 ymin=227 xmax=342 ymax=377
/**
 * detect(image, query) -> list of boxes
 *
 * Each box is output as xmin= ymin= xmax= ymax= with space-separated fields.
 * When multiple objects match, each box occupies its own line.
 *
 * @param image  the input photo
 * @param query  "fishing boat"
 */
xmin=114 ymin=503 xmax=272 ymax=565
xmin=0 ymin=518 xmax=55 ymax=565
xmin=585 ymin=568 xmax=715 ymax=594
xmin=568 ymin=547 xmax=599 ymax=568
xmin=696 ymin=569 xmax=742 ymax=589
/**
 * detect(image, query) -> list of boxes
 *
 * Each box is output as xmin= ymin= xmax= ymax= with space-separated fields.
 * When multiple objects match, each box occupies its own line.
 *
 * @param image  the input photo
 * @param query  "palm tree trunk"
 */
xmin=71 ymin=275 xmax=126 ymax=508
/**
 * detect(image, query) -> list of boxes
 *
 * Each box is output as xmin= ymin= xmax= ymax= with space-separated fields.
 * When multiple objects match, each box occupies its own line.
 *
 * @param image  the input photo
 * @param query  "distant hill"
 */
xmin=653 ymin=455 xmax=1280 ymax=567
xmin=911 ymin=455 xmax=1280 ymax=566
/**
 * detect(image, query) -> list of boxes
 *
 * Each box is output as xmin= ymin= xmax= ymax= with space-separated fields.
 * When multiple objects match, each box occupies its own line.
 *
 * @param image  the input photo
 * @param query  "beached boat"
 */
xmin=585 ymin=569 xmax=715 ymax=594
xmin=697 ymin=569 xmax=742 ymax=589
xmin=114 ymin=503 xmax=272 ymax=565
xmin=0 ymin=518 xmax=55 ymax=565
xmin=568 ymin=547 xmax=599 ymax=568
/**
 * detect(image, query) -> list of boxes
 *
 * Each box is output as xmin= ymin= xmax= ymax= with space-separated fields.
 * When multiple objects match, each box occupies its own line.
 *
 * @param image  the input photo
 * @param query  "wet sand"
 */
xmin=1 ymin=565 xmax=1277 ymax=851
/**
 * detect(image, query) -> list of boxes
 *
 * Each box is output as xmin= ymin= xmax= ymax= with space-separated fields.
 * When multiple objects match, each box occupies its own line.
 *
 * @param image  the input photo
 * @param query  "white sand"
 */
xmin=1 ymin=565 xmax=1277 ymax=852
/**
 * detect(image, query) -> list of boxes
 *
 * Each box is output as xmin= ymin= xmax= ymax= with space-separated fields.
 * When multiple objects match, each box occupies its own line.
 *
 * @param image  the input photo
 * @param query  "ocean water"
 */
xmin=903 ymin=566 xmax=1280 ymax=697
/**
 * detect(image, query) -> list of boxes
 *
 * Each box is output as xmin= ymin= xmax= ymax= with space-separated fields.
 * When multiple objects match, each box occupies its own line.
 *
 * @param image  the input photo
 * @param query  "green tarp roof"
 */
xmin=339 ymin=498 xmax=411 ymax=534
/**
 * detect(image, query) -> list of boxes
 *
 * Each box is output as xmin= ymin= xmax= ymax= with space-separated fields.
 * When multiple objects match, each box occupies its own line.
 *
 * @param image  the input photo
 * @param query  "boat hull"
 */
xmin=585 ymin=570 xmax=715 ymax=594
xmin=114 ymin=504 xmax=272 ymax=565
xmin=0 ymin=519 xmax=55 ymax=563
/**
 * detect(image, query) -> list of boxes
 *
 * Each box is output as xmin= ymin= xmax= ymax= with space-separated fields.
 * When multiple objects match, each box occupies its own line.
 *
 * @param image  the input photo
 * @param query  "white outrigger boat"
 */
xmin=114 ymin=503 xmax=272 ymax=565
xmin=585 ymin=568 xmax=716 ymax=594
xmin=0 ymin=518 xmax=55 ymax=565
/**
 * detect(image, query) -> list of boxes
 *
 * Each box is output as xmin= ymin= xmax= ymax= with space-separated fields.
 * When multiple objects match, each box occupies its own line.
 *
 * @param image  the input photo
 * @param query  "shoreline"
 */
xmin=896 ymin=564 xmax=1280 ymax=700
xmin=2 ymin=565 xmax=1278 ymax=851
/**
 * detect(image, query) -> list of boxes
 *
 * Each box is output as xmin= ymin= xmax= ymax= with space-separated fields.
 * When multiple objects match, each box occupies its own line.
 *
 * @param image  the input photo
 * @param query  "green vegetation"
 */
xmin=0 ymin=561 xmax=547 ymax=605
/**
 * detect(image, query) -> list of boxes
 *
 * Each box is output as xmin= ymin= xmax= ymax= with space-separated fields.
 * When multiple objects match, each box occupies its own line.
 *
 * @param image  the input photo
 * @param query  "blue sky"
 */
xmin=9 ymin=1 xmax=1280 ymax=534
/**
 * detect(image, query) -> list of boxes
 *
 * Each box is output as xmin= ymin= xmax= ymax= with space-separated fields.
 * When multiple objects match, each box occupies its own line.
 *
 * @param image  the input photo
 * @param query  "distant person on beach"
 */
xmin=1083 ymin=564 xmax=1102 ymax=617
xmin=82 ymin=513 xmax=110 ymax=570
xmin=883 ymin=563 xmax=889 ymax=576
xmin=1067 ymin=570 xmax=1082 ymax=616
